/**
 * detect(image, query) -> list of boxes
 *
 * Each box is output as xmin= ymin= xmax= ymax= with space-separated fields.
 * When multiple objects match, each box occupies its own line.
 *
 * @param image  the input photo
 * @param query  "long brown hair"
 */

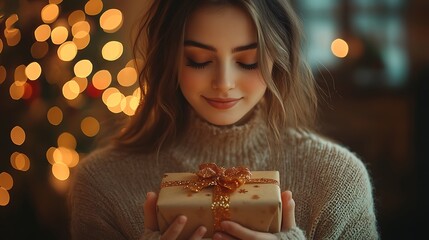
xmin=115 ymin=0 xmax=317 ymax=154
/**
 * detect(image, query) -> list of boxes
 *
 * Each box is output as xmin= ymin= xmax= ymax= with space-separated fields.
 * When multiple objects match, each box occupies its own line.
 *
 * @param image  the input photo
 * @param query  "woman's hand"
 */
xmin=212 ymin=191 xmax=296 ymax=240
xmin=143 ymin=192 xmax=207 ymax=240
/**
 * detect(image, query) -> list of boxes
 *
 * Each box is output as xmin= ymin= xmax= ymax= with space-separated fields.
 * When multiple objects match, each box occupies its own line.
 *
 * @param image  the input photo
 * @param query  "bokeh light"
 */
xmin=85 ymin=0 xmax=103 ymax=16
xmin=52 ymin=162 xmax=70 ymax=181
xmin=51 ymin=26 xmax=69 ymax=45
xmin=81 ymin=117 xmax=100 ymax=137
xmin=99 ymin=9 xmax=123 ymax=33
xmin=117 ymin=67 xmax=138 ymax=87
xmin=57 ymin=41 xmax=78 ymax=61
xmin=10 ymin=126 xmax=26 ymax=146
xmin=73 ymin=59 xmax=93 ymax=78
xmin=4 ymin=28 xmax=21 ymax=47
xmin=57 ymin=132 xmax=77 ymax=149
xmin=5 ymin=14 xmax=18 ymax=28
xmin=53 ymin=147 xmax=79 ymax=167
xmin=0 ymin=172 xmax=13 ymax=191
xmin=14 ymin=64 xmax=27 ymax=86
xmin=41 ymin=4 xmax=60 ymax=24
xmin=102 ymin=41 xmax=123 ymax=61
xmin=47 ymin=106 xmax=63 ymax=126
xmin=331 ymin=38 xmax=349 ymax=58
xmin=92 ymin=70 xmax=112 ymax=90
xmin=62 ymin=80 xmax=80 ymax=100
xmin=25 ymin=62 xmax=42 ymax=81
xmin=34 ymin=24 xmax=51 ymax=42
xmin=72 ymin=21 xmax=90 ymax=39
xmin=0 ymin=66 xmax=6 ymax=84
xmin=9 ymin=82 xmax=25 ymax=100
xmin=73 ymin=33 xmax=90 ymax=50
xmin=0 ymin=187 xmax=10 ymax=206
xmin=0 ymin=39 xmax=3 ymax=53
xmin=10 ymin=152 xmax=30 ymax=172
xmin=74 ymin=77 xmax=88 ymax=93
xmin=68 ymin=10 xmax=85 ymax=26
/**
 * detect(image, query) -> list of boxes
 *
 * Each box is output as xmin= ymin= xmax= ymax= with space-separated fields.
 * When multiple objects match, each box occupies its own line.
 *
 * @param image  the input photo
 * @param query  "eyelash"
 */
xmin=186 ymin=59 xmax=258 ymax=70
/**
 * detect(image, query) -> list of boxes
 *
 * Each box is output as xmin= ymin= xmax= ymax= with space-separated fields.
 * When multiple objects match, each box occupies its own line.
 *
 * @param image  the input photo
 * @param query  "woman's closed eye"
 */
xmin=186 ymin=58 xmax=211 ymax=69
xmin=186 ymin=58 xmax=258 ymax=71
xmin=238 ymin=62 xmax=258 ymax=70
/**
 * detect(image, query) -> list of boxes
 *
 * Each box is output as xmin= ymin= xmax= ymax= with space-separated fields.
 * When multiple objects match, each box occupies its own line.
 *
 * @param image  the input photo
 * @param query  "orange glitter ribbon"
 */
xmin=160 ymin=163 xmax=279 ymax=231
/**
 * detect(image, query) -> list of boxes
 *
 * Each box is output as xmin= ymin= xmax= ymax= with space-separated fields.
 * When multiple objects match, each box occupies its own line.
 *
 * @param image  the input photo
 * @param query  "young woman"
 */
xmin=69 ymin=0 xmax=379 ymax=239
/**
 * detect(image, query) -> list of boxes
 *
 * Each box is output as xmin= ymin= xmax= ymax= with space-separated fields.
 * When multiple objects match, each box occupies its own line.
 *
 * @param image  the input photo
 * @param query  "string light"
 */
xmin=1 ymin=0 xmax=141 ymax=207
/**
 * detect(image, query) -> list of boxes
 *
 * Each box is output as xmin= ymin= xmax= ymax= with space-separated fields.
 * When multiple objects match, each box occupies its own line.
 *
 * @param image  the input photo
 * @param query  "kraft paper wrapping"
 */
xmin=157 ymin=171 xmax=281 ymax=240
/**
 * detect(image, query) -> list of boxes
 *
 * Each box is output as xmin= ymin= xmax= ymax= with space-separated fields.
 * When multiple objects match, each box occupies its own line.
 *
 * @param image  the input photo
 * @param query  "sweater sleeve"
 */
xmin=69 ymin=161 xmax=127 ymax=240
xmin=312 ymin=153 xmax=379 ymax=239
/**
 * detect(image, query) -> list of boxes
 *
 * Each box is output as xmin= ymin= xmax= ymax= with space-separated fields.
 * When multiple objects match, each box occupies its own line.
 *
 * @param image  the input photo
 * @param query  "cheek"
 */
xmin=239 ymin=73 xmax=267 ymax=94
xmin=179 ymin=68 xmax=198 ymax=93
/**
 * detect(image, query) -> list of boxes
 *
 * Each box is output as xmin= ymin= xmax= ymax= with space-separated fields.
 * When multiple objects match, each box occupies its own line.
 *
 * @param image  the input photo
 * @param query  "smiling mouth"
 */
xmin=203 ymin=96 xmax=243 ymax=110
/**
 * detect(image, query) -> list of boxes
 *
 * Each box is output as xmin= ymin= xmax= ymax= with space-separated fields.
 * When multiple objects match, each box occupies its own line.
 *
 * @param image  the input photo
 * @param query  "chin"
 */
xmin=203 ymin=115 xmax=243 ymax=126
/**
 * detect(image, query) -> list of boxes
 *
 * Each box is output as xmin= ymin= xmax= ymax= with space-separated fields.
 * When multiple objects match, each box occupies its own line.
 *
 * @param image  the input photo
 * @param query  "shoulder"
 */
xmin=285 ymin=128 xmax=368 ymax=173
xmin=283 ymin=128 xmax=373 ymax=193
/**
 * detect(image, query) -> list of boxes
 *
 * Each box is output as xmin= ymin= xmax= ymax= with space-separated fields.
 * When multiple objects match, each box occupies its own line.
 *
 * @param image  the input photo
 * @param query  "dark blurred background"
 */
xmin=0 ymin=0 xmax=428 ymax=239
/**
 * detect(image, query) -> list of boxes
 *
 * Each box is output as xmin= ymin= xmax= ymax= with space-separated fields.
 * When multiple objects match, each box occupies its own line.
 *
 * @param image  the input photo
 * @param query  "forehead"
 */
xmin=184 ymin=4 xmax=257 ymax=47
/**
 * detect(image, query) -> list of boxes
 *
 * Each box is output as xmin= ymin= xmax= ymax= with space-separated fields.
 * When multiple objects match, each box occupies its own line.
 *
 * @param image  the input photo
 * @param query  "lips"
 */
xmin=203 ymin=96 xmax=242 ymax=110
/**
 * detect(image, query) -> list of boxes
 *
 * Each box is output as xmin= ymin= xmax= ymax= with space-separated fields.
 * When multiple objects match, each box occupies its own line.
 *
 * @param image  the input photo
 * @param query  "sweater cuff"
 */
xmin=273 ymin=227 xmax=306 ymax=240
xmin=140 ymin=228 xmax=161 ymax=240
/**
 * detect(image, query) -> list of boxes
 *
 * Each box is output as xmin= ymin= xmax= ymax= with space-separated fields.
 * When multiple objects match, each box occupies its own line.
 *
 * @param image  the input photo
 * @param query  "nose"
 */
xmin=212 ymin=63 xmax=235 ymax=91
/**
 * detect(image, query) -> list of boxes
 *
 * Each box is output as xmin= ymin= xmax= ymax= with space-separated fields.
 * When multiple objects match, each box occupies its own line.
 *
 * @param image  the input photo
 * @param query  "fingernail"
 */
xmin=198 ymin=226 xmax=207 ymax=235
xmin=178 ymin=215 xmax=187 ymax=224
xmin=213 ymin=233 xmax=222 ymax=240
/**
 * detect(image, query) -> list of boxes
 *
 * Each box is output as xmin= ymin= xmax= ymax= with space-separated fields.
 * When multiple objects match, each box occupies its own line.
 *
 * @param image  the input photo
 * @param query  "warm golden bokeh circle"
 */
xmin=99 ymin=9 xmax=123 ymax=33
xmin=92 ymin=70 xmax=112 ymax=90
xmin=41 ymin=4 xmax=60 ymax=24
xmin=10 ymin=126 xmax=26 ymax=146
xmin=74 ymin=59 xmax=93 ymax=78
xmin=25 ymin=62 xmax=42 ymax=81
xmin=81 ymin=117 xmax=100 ymax=137
xmin=47 ymin=106 xmax=63 ymax=126
xmin=0 ymin=172 xmax=13 ymax=191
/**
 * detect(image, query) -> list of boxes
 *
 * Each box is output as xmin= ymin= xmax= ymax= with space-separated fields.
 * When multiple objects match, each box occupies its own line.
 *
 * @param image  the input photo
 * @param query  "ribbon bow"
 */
xmin=185 ymin=163 xmax=252 ymax=193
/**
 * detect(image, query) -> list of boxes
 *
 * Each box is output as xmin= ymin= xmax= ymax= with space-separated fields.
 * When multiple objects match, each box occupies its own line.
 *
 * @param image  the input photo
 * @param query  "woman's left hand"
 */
xmin=212 ymin=191 xmax=296 ymax=240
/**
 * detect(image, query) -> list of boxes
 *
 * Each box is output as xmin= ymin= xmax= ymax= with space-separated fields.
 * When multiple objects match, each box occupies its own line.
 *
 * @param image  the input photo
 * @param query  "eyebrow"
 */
xmin=184 ymin=40 xmax=257 ymax=53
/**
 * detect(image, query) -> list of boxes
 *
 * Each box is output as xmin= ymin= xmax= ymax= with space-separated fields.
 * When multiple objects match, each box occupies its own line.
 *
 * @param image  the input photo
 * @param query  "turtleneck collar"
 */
xmin=168 ymin=104 xmax=273 ymax=171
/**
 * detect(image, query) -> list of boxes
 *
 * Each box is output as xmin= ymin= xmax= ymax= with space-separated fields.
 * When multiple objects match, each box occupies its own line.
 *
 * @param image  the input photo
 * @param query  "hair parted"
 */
xmin=114 ymin=0 xmax=318 ymax=154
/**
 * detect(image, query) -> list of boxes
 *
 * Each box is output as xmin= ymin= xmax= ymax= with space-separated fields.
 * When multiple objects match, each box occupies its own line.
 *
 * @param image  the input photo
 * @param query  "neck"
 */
xmin=169 ymin=105 xmax=273 ymax=171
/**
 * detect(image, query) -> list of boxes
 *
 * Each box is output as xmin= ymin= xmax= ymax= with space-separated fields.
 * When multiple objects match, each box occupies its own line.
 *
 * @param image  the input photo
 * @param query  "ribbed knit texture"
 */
xmin=69 ymin=107 xmax=379 ymax=240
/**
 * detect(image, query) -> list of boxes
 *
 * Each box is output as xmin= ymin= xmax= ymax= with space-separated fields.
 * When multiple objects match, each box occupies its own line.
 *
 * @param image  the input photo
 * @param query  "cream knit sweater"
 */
xmin=69 ymin=108 xmax=378 ymax=239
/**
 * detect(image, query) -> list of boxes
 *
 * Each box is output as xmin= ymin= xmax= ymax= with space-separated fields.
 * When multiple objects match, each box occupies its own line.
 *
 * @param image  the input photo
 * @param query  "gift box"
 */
xmin=156 ymin=163 xmax=281 ymax=240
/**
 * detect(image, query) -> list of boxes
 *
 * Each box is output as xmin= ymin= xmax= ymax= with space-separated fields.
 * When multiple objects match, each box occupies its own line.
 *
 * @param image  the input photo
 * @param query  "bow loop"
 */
xmin=186 ymin=163 xmax=251 ymax=193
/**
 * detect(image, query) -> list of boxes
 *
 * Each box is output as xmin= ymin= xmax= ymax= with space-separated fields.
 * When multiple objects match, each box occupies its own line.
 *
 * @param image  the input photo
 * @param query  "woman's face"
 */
xmin=179 ymin=4 xmax=270 ymax=126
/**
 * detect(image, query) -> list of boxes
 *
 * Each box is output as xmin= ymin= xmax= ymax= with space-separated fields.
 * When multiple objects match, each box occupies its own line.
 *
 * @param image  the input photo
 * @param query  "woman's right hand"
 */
xmin=143 ymin=191 xmax=207 ymax=240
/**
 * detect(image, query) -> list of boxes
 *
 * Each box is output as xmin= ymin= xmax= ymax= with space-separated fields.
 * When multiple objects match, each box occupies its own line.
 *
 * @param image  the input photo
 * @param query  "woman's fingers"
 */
xmin=213 ymin=221 xmax=276 ymax=240
xmin=143 ymin=192 xmax=159 ymax=231
xmin=160 ymin=215 xmax=187 ymax=240
xmin=189 ymin=226 xmax=207 ymax=240
xmin=281 ymin=191 xmax=296 ymax=231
